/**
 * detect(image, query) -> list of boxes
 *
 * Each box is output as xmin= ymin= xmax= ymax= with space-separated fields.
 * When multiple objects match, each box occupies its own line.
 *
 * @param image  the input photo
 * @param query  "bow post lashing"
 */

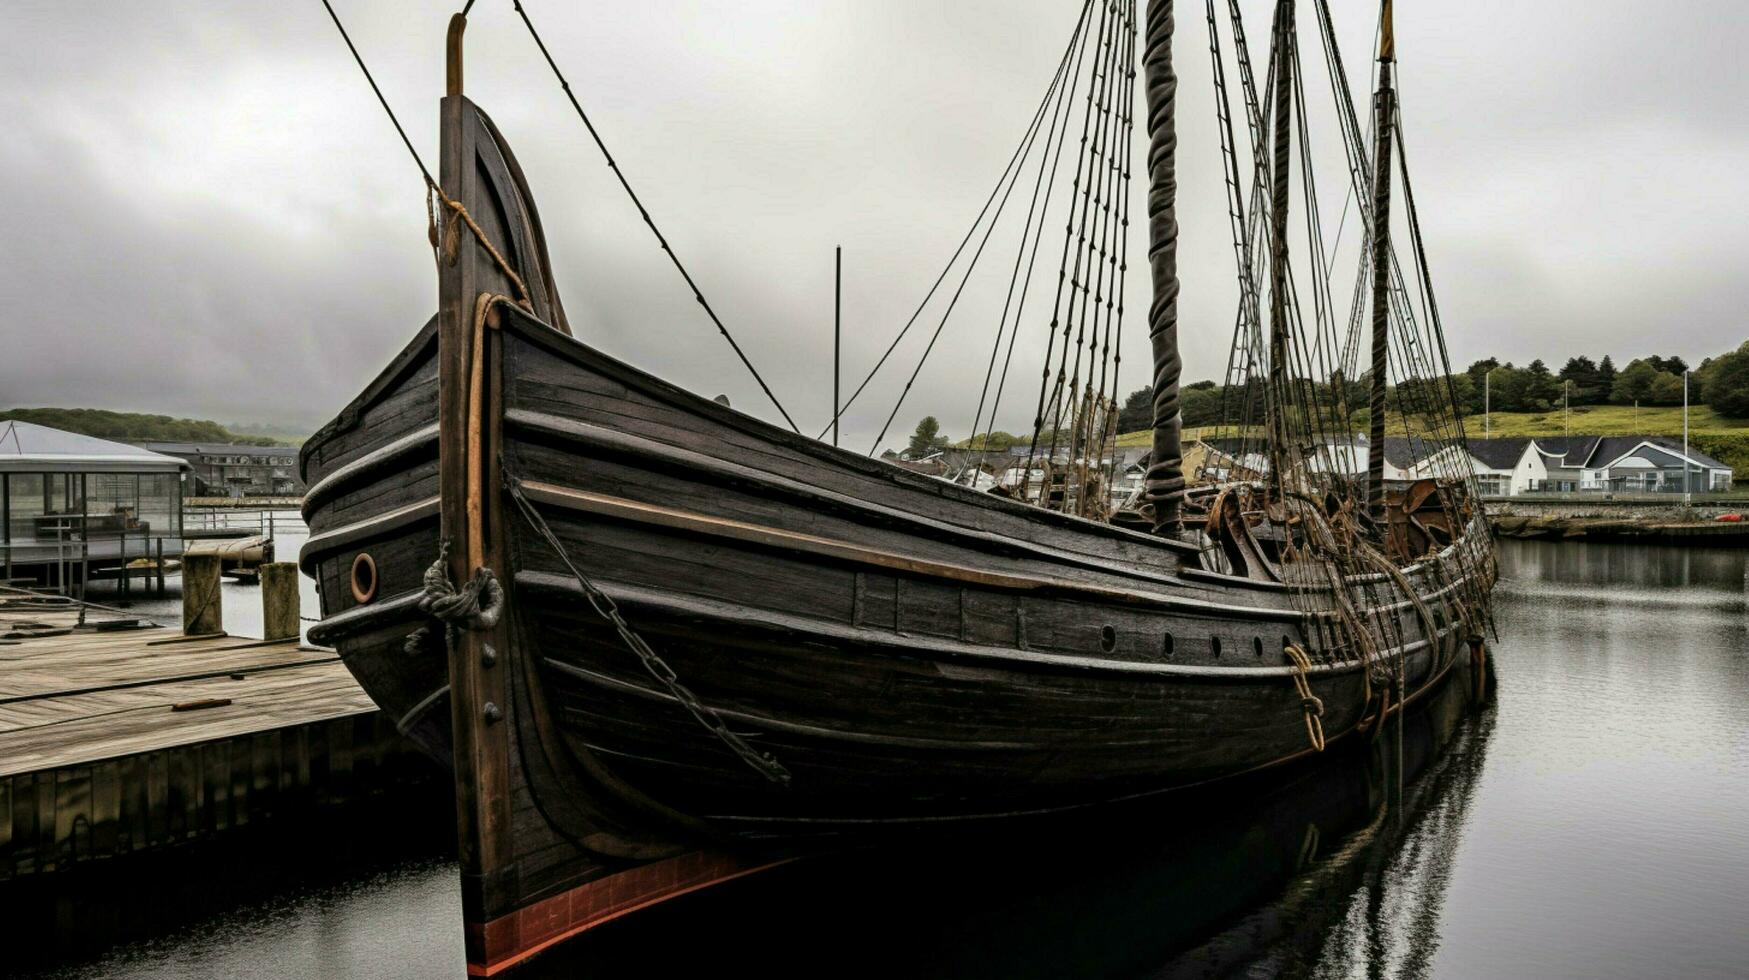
xmin=419 ymin=538 xmax=505 ymax=631
xmin=405 ymin=539 xmax=505 ymax=658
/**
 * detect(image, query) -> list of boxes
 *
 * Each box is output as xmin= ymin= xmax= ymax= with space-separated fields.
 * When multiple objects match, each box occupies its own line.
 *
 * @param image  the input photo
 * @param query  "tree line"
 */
xmin=0 ymin=407 xmax=296 ymax=446
xmin=1108 ymin=342 xmax=1749 ymax=432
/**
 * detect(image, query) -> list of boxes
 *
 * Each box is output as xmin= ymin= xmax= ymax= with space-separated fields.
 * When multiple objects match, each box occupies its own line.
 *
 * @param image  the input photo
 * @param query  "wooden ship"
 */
xmin=300 ymin=0 xmax=1495 ymax=973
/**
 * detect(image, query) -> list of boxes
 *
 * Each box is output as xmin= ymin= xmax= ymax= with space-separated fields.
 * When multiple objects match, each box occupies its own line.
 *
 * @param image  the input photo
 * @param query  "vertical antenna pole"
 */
xmin=834 ymin=246 xmax=842 ymax=448
xmin=1366 ymin=0 xmax=1396 ymax=526
xmin=1142 ymin=0 xmax=1186 ymax=533
xmin=1683 ymin=370 xmax=1691 ymax=504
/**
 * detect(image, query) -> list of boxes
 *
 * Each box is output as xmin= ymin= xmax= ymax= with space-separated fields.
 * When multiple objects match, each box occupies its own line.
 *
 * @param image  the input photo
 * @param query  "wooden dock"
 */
xmin=0 ymin=590 xmax=426 ymax=878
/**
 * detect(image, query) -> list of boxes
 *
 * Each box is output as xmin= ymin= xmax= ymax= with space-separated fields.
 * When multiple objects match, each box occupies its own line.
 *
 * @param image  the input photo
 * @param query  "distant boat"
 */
xmin=302 ymin=0 xmax=1494 ymax=972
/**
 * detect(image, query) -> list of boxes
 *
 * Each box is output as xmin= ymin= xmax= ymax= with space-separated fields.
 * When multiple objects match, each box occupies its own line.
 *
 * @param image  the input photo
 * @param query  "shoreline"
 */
xmin=1489 ymin=513 xmax=1749 ymax=546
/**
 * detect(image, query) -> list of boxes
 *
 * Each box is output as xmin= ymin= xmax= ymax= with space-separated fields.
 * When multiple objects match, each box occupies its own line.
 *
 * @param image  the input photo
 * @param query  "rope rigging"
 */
xmin=818 ymin=0 xmax=1101 ymax=447
xmin=319 ymin=0 xmax=801 ymax=433
xmin=1023 ymin=0 xmax=1139 ymax=517
xmin=510 ymin=1 xmax=800 ymax=433
xmin=1179 ymin=0 xmax=1493 ymax=674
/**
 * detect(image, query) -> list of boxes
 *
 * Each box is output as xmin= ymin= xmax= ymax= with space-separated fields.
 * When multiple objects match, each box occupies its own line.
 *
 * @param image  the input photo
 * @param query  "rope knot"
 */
xmin=417 ymin=540 xmax=504 ymax=632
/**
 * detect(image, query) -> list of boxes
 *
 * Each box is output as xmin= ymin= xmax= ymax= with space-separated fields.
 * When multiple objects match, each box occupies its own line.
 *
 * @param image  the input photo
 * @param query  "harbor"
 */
xmin=7 ymin=538 xmax=1745 ymax=979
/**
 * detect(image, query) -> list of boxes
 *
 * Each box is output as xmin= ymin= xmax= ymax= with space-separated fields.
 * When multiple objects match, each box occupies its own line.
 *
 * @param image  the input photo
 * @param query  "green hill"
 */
xmin=1462 ymin=404 xmax=1741 ymax=439
xmin=0 ymin=408 xmax=297 ymax=447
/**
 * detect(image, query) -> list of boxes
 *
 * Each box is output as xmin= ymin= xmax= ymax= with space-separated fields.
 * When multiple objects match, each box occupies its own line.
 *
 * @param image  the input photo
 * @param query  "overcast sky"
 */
xmin=3 ymin=1 xmax=1746 ymax=449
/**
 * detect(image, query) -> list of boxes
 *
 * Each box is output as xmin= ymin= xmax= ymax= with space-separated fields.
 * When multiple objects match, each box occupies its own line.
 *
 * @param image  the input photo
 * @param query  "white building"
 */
xmin=1466 ymin=436 xmax=1733 ymax=496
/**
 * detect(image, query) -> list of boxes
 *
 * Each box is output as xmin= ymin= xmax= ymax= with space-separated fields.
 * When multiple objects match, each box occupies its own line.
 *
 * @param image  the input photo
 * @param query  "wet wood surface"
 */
xmin=0 ymin=594 xmax=425 ymax=878
xmin=0 ymin=601 xmax=370 ymax=778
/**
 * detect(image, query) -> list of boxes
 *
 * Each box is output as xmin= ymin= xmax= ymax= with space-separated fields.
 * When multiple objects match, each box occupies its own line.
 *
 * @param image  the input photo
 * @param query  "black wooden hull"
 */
xmin=298 ymin=83 xmax=1494 ymax=974
xmin=304 ymin=305 xmax=1488 ymax=816
xmin=299 ymin=303 xmax=1491 ymax=971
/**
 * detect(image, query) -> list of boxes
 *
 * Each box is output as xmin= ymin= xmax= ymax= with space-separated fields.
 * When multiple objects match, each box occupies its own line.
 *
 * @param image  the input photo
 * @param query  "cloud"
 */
xmin=2 ymin=0 xmax=1744 ymax=451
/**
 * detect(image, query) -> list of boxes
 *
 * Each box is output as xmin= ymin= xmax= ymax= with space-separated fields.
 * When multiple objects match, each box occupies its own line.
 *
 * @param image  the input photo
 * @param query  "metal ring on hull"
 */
xmin=350 ymin=552 xmax=380 ymax=604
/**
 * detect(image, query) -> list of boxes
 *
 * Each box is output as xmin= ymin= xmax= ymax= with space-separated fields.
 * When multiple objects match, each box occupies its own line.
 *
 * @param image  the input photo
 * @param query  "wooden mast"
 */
xmin=1366 ymin=0 xmax=1396 ymax=524
xmin=1264 ymin=0 xmax=1295 ymax=494
xmin=1142 ymin=0 xmax=1185 ymax=533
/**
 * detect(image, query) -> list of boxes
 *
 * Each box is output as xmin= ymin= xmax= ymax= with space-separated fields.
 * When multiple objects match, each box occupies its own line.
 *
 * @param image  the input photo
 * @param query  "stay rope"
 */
xmin=510 ymin=0 xmax=799 ymax=434
xmin=319 ymin=0 xmax=799 ymax=433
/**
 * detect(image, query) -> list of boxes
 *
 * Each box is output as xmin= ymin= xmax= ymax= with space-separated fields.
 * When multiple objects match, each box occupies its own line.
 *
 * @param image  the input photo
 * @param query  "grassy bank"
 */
xmin=1466 ymin=404 xmax=1742 ymax=438
xmin=1105 ymin=405 xmax=1749 ymax=477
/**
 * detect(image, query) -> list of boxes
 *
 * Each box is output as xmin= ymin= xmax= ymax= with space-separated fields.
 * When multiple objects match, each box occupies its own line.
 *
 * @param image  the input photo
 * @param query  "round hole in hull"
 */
xmin=350 ymin=552 xmax=379 ymax=605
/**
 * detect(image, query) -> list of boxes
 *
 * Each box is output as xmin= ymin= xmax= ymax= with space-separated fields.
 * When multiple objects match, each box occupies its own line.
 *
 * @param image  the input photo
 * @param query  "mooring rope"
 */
xmin=503 ymin=474 xmax=791 ymax=785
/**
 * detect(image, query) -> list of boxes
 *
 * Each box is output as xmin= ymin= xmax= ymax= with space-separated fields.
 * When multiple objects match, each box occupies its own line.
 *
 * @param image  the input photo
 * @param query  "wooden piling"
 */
xmin=154 ymin=537 xmax=166 ymax=598
xmin=182 ymin=553 xmax=223 ymax=636
xmin=260 ymin=562 xmax=300 ymax=642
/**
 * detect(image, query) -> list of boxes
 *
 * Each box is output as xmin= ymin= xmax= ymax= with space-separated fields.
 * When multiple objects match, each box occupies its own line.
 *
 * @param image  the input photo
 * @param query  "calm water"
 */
xmin=11 ymin=539 xmax=1748 ymax=979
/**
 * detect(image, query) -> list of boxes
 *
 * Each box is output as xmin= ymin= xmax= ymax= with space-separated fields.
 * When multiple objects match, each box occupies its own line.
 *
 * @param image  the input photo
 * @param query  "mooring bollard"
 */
xmin=182 ymin=552 xmax=223 ymax=636
xmin=260 ymin=562 xmax=300 ymax=642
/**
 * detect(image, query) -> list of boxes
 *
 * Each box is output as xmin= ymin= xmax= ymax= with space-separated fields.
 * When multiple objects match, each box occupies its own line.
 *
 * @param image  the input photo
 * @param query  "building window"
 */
xmin=90 ymin=473 xmax=140 ymax=529
xmin=6 ymin=473 xmax=45 ymax=544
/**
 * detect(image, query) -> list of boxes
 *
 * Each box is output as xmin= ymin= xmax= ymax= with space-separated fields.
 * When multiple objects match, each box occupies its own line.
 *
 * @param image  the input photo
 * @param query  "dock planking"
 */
xmin=0 ymin=594 xmax=427 ymax=877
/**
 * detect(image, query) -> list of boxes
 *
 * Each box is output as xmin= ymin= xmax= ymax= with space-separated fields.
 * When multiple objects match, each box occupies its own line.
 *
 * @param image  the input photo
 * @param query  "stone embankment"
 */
xmin=1485 ymin=498 xmax=1749 ymax=545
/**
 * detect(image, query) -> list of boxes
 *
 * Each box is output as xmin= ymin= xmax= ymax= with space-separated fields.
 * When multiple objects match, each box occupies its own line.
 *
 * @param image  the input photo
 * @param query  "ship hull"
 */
xmin=301 ymin=304 xmax=1491 ymax=973
xmin=298 ymin=89 xmax=1494 ymax=974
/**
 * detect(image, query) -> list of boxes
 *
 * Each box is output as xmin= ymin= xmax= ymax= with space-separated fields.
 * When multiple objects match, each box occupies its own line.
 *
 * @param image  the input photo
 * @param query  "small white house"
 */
xmin=1577 ymin=438 xmax=1733 ymax=493
xmin=1465 ymin=438 xmax=1544 ymax=496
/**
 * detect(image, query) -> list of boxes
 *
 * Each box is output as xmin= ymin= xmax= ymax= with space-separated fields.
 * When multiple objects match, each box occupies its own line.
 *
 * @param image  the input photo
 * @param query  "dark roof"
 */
xmin=136 ymin=441 xmax=296 ymax=459
xmin=1525 ymin=435 xmax=1601 ymax=465
xmin=1655 ymin=438 xmax=1730 ymax=470
xmin=1583 ymin=436 xmax=1646 ymax=470
xmin=1464 ymin=437 xmax=1532 ymax=470
xmin=1524 ymin=435 xmax=1727 ymax=471
xmin=1381 ymin=436 xmax=1461 ymax=469
xmin=1599 ymin=436 xmax=1730 ymax=471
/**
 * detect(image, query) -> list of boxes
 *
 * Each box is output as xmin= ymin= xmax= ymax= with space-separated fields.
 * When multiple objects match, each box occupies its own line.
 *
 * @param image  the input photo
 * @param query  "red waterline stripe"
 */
xmin=465 ymin=851 xmax=793 ymax=976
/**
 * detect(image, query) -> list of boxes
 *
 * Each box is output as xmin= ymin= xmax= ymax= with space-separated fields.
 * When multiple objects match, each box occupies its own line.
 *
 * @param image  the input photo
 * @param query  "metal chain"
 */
xmin=503 ymin=474 xmax=791 ymax=785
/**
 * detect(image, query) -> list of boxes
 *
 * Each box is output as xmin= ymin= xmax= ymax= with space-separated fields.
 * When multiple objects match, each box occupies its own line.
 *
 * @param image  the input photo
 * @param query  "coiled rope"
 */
xmin=1284 ymin=642 xmax=1325 ymax=752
